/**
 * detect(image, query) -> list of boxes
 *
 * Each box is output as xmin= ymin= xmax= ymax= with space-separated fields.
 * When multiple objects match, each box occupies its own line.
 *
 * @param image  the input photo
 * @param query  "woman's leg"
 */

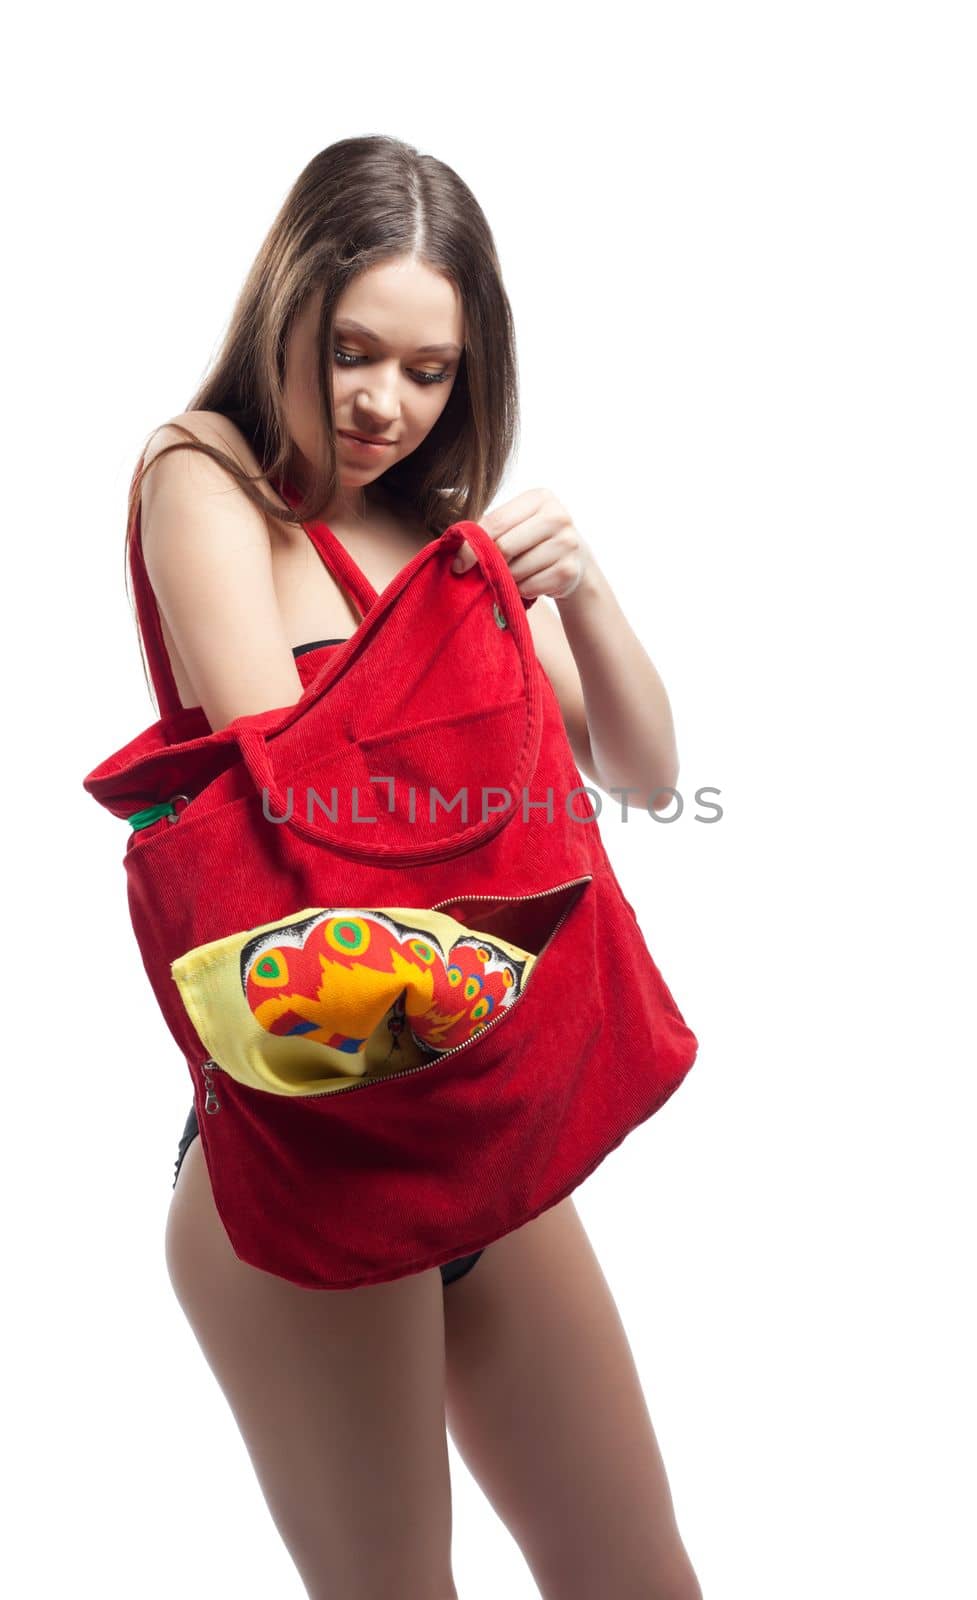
xmin=165 ymin=1130 xmax=458 ymax=1600
xmin=442 ymin=1194 xmax=702 ymax=1600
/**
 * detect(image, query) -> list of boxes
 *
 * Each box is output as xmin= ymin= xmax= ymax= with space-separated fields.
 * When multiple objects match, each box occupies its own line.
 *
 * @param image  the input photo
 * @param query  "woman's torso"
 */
xmin=149 ymin=414 xmax=437 ymax=713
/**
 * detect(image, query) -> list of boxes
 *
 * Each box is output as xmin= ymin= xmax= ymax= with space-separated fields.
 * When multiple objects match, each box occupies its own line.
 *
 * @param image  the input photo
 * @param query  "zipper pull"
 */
xmin=201 ymin=1060 xmax=221 ymax=1115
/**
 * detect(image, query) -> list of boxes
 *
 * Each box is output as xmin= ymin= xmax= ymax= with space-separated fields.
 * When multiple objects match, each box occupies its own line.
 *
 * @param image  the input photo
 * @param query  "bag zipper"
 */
xmin=201 ymin=1059 xmax=221 ymax=1115
xmin=197 ymin=873 xmax=593 ymax=1111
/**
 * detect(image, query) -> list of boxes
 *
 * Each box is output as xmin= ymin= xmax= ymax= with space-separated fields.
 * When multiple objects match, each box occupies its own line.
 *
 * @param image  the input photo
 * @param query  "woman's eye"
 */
xmin=333 ymin=349 xmax=452 ymax=386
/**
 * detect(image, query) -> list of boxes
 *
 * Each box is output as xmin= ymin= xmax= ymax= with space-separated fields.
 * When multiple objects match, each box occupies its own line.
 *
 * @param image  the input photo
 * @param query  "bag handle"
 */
xmin=126 ymin=462 xmax=379 ymax=721
xmin=273 ymin=473 xmax=380 ymax=618
xmin=126 ymin=455 xmax=186 ymax=719
xmin=235 ymin=520 xmax=542 ymax=865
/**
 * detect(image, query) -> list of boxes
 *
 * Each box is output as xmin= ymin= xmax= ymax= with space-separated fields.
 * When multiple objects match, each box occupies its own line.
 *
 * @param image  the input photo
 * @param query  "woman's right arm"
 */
xmin=139 ymin=415 xmax=305 ymax=732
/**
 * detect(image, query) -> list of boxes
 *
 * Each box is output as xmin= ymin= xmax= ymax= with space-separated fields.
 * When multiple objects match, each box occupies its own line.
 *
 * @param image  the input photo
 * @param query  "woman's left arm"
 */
xmin=451 ymin=488 xmax=679 ymax=808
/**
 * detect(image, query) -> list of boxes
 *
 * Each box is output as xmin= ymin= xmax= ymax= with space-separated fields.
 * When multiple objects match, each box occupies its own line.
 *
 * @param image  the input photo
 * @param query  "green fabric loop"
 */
xmin=128 ymin=801 xmax=176 ymax=831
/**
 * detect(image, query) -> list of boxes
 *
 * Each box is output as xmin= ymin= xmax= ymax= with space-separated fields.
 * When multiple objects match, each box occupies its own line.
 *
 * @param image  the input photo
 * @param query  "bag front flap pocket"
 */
xmin=171 ymin=902 xmax=541 ymax=1096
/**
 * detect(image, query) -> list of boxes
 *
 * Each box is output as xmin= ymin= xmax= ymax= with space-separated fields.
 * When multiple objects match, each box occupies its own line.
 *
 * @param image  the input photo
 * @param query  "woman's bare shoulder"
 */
xmin=134 ymin=413 xmax=304 ymax=729
xmin=141 ymin=409 xmax=259 ymax=477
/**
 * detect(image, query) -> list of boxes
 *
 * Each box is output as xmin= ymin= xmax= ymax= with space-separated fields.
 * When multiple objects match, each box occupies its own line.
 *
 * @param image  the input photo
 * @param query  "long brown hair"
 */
xmin=126 ymin=134 xmax=520 ymax=704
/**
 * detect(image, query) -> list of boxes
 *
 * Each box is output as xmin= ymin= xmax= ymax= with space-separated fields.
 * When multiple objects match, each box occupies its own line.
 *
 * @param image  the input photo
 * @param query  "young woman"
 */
xmin=140 ymin=136 xmax=701 ymax=1600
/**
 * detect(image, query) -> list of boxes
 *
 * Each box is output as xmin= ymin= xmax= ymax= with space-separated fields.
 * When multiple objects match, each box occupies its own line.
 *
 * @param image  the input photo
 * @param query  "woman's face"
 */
xmin=283 ymin=256 xmax=465 ymax=507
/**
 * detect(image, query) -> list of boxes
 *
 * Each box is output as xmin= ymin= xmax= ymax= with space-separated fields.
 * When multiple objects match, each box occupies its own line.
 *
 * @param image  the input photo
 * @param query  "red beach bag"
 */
xmin=82 ymin=469 xmax=698 ymax=1289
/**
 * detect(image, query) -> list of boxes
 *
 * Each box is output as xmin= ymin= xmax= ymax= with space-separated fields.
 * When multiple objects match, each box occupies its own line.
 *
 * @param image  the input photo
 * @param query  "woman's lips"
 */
xmin=338 ymin=430 xmax=395 ymax=454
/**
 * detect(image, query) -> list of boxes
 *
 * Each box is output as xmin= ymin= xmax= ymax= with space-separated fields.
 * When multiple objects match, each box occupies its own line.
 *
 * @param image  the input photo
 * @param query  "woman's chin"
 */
xmin=340 ymin=459 xmax=398 ymax=488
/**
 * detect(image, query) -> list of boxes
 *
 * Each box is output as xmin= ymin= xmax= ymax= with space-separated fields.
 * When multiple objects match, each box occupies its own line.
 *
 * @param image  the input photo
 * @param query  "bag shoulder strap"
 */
xmin=275 ymin=480 xmax=539 ymax=620
xmin=273 ymin=474 xmax=380 ymax=617
xmin=126 ymin=455 xmax=184 ymax=719
xmin=126 ymin=457 xmax=384 ymax=719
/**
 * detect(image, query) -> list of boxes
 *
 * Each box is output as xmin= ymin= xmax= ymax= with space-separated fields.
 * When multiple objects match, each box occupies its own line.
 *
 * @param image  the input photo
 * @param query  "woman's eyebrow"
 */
xmin=334 ymin=318 xmax=461 ymax=357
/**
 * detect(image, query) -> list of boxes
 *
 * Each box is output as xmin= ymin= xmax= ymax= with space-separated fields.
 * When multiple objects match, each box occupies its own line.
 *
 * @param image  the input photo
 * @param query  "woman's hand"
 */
xmin=451 ymin=486 xmax=592 ymax=601
xmin=453 ymin=483 xmax=680 ymax=803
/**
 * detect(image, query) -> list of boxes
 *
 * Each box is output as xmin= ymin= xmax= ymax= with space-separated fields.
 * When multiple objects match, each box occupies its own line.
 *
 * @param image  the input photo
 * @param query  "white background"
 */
xmin=6 ymin=2 xmax=974 ymax=1595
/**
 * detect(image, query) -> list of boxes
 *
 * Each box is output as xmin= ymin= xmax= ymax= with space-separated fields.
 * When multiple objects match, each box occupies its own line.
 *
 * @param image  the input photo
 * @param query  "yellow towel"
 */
xmin=171 ymin=903 xmax=537 ymax=1096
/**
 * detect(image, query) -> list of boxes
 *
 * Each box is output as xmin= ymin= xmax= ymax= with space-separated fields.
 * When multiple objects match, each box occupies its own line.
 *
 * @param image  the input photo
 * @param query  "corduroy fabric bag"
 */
xmin=83 ymin=471 xmax=698 ymax=1289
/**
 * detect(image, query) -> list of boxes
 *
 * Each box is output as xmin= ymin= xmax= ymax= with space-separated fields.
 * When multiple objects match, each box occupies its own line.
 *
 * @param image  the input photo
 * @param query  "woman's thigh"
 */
xmin=165 ymin=1134 xmax=458 ymax=1600
xmin=442 ymin=1194 xmax=702 ymax=1600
